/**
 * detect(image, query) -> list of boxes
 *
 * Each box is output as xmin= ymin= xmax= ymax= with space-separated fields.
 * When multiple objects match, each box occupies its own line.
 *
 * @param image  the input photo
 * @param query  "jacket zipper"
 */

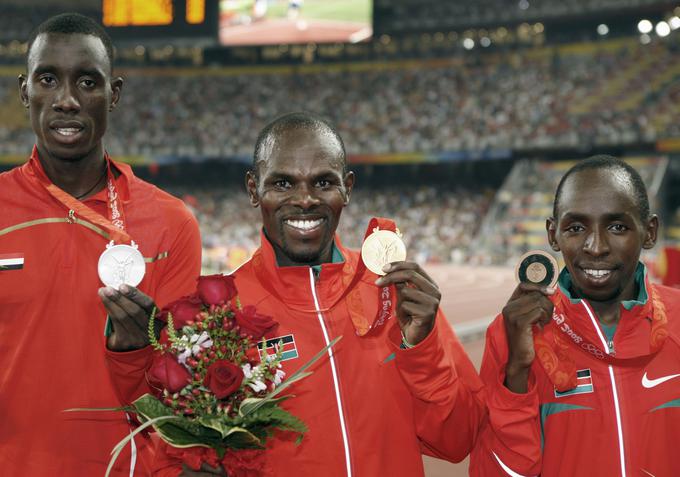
xmin=581 ymin=301 xmax=626 ymax=476
xmin=308 ymin=268 xmax=352 ymax=477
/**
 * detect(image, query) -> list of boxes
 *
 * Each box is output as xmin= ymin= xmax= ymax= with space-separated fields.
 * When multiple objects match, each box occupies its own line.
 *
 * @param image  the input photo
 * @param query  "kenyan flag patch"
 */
xmin=257 ymin=334 xmax=299 ymax=362
xmin=555 ymin=369 xmax=594 ymax=398
xmin=0 ymin=253 xmax=24 ymax=271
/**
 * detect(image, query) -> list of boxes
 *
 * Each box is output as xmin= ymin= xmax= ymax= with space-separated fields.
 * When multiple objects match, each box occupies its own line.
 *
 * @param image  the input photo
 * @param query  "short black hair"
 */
xmin=553 ymin=154 xmax=650 ymax=221
xmin=252 ymin=111 xmax=347 ymax=177
xmin=27 ymin=13 xmax=114 ymax=71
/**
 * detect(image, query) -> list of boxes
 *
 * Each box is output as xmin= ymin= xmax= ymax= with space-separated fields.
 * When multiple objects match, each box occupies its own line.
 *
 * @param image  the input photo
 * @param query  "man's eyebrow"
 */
xmin=31 ymin=65 xmax=105 ymax=78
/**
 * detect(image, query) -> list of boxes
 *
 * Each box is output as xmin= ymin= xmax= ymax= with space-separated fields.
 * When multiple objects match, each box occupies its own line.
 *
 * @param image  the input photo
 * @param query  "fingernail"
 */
xmin=382 ymin=264 xmax=391 ymax=273
xmin=546 ymin=286 xmax=556 ymax=294
xmin=120 ymin=284 xmax=130 ymax=294
xmin=375 ymin=278 xmax=384 ymax=286
xmin=104 ymin=287 xmax=116 ymax=297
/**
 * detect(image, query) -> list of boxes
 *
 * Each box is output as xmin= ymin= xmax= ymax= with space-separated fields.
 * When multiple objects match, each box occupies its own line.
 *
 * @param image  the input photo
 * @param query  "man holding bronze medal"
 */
xmin=0 ymin=14 xmax=201 ymax=476
xmin=470 ymin=156 xmax=680 ymax=476
xmin=153 ymin=112 xmax=485 ymax=476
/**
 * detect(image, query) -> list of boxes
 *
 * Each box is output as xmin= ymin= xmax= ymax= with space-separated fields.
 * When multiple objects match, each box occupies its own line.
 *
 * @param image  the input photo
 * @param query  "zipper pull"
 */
xmin=608 ymin=339 xmax=615 ymax=355
xmin=67 ymin=209 xmax=75 ymax=224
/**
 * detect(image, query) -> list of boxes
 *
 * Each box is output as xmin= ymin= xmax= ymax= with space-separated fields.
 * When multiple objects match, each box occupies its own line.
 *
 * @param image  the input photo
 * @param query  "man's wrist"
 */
xmin=504 ymin=362 xmax=531 ymax=394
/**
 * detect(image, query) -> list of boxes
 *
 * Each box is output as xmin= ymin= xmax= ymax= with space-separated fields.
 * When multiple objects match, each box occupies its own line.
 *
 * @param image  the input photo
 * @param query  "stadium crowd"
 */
xmin=176 ymin=185 xmax=493 ymax=272
xmin=0 ymin=38 xmax=675 ymax=158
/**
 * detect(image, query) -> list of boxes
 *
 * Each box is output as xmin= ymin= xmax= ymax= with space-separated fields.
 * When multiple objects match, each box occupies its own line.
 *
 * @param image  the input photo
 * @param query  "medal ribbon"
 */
xmin=534 ymin=285 xmax=668 ymax=392
xmin=34 ymin=152 xmax=130 ymax=243
xmin=347 ymin=217 xmax=399 ymax=337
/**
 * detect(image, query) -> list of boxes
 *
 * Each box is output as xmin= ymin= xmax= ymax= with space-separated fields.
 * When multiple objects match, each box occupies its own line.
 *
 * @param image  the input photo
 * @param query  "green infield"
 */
xmin=221 ymin=0 xmax=372 ymax=24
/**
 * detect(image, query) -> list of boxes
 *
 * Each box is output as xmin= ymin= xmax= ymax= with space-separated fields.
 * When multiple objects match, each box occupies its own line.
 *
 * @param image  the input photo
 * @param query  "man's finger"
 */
xmin=376 ymin=269 xmax=439 ymax=296
xmin=509 ymin=282 xmax=556 ymax=301
xmin=119 ymin=285 xmax=155 ymax=312
xmin=383 ymin=261 xmax=437 ymax=283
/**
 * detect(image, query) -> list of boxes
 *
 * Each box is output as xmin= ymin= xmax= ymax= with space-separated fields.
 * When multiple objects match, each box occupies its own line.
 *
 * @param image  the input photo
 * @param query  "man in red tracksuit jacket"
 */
xmin=154 ymin=112 xmax=486 ymax=476
xmin=470 ymin=155 xmax=680 ymax=476
xmin=0 ymin=14 xmax=202 ymax=476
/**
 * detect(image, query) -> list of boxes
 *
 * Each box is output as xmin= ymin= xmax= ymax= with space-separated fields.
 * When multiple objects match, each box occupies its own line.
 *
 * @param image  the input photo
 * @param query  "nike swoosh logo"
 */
xmin=642 ymin=372 xmax=680 ymax=388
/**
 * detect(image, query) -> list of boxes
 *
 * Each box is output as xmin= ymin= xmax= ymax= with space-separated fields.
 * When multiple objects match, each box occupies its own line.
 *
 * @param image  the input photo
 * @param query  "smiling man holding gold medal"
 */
xmin=153 ymin=112 xmax=485 ymax=477
xmin=0 ymin=13 xmax=201 ymax=477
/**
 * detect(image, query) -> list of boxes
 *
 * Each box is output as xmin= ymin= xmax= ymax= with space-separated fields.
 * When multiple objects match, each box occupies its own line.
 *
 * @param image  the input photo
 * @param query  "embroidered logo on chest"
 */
xmin=554 ymin=369 xmax=594 ymax=398
xmin=257 ymin=334 xmax=299 ymax=362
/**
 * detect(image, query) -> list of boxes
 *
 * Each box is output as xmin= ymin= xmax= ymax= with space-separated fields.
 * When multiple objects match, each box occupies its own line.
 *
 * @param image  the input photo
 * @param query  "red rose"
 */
xmin=204 ymin=360 xmax=243 ymax=399
xmin=234 ymin=305 xmax=278 ymax=340
xmin=160 ymin=295 xmax=202 ymax=329
xmin=148 ymin=353 xmax=191 ymax=394
xmin=244 ymin=347 xmax=262 ymax=364
xmin=197 ymin=274 xmax=237 ymax=305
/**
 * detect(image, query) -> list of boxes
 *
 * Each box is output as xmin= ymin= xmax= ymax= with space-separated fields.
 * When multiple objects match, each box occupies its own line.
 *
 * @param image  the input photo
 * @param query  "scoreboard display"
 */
xmin=102 ymin=0 xmax=217 ymax=39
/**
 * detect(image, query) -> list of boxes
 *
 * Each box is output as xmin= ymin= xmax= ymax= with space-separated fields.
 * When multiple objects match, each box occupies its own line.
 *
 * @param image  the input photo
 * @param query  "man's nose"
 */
xmin=290 ymin=183 xmax=321 ymax=208
xmin=52 ymin=82 xmax=80 ymax=113
xmin=583 ymin=228 xmax=610 ymax=257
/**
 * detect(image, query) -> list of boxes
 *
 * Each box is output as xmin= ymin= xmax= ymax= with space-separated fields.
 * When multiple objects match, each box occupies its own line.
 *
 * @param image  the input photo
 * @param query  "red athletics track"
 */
xmin=220 ymin=18 xmax=372 ymax=45
xmin=421 ymin=265 xmax=515 ymax=477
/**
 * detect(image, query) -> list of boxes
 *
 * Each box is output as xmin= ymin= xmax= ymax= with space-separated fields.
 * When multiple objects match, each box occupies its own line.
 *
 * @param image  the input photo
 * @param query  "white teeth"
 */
xmin=55 ymin=128 xmax=80 ymax=136
xmin=584 ymin=269 xmax=612 ymax=278
xmin=285 ymin=219 xmax=323 ymax=231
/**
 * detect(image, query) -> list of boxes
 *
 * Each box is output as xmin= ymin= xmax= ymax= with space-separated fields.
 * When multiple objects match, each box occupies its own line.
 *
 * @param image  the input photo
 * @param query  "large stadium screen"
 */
xmin=218 ymin=0 xmax=373 ymax=46
xmin=102 ymin=0 xmax=217 ymax=38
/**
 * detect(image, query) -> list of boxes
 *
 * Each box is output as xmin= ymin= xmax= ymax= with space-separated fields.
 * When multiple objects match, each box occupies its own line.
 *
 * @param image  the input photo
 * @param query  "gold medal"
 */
xmin=515 ymin=250 xmax=558 ymax=288
xmin=361 ymin=228 xmax=407 ymax=276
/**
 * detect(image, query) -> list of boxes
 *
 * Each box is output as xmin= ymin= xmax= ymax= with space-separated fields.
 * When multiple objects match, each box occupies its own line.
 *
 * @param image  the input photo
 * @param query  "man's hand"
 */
xmin=375 ymin=261 xmax=441 ymax=347
xmin=502 ymin=283 xmax=555 ymax=393
xmin=99 ymin=284 xmax=159 ymax=352
xmin=179 ymin=463 xmax=226 ymax=476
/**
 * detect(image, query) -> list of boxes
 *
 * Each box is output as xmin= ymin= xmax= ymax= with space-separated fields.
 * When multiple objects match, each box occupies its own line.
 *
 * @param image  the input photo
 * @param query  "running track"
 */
xmin=422 ymin=265 xmax=515 ymax=476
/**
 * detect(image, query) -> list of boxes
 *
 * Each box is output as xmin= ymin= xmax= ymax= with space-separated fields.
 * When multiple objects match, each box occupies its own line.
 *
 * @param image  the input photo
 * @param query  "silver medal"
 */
xmin=98 ymin=240 xmax=146 ymax=289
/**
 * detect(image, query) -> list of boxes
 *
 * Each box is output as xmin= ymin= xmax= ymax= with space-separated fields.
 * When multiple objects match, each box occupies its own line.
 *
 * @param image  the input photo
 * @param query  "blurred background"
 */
xmin=3 ymin=1 xmax=680 ymax=474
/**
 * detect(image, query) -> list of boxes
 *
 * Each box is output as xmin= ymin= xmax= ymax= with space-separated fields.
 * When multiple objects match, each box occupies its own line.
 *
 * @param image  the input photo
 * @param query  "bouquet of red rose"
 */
xmin=83 ymin=275 xmax=337 ymax=477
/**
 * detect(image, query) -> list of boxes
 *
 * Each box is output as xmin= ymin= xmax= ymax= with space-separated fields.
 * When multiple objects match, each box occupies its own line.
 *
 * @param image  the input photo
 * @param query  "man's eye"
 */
xmin=565 ymin=224 xmax=584 ymax=233
xmin=610 ymin=223 xmax=628 ymax=232
xmin=273 ymin=180 xmax=291 ymax=189
xmin=39 ymin=76 xmax=56 ymax=86
xmin=316 ymin=180 xmax=331 ymax=188
xmin=80 ymin=79 xmax=96 ymax=88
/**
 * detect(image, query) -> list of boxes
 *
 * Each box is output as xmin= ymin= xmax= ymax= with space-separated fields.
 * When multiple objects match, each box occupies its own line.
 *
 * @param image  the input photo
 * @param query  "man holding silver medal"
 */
xmin=470 ymin=156 xmax=680 ymax=476
xmin=153 ymin=112 xmax=485 ymax=476
xmin=0 ymin=13 xmax=201 ymax=476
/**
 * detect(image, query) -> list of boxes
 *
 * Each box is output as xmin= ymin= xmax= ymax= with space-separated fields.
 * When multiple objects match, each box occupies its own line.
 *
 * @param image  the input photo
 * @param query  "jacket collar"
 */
xmin=25 ymin=145 xmax=132 ymax=203
xmin=250 ymin=230 xmax=361 ymax=311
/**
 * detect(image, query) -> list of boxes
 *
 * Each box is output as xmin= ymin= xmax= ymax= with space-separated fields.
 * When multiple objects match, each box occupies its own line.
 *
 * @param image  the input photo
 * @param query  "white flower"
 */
xmin=177 ymin=348 xmax=192 ymax=366
xmin=190 ymin=331 xmax=213 ymax=355
xmin=273 ymin=369 xmax=286 ymax=386
xmin=248 ymin=380 xmax=267 ymax=393
xmin=242 ymin=363 xmax=253 ymax=379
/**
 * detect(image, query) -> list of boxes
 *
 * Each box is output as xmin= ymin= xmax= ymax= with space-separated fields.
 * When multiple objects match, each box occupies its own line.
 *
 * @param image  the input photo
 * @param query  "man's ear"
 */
xmin=546 ymin=217 xmax=560 ymax=251
xmin=643 ymin=214 xmax=659 ymax=250
xmin=342 ymin=171 xmax=355 ymax=205
xmin=18 ymin=74 xmax=28 ymax=108
xmin=245 ymin=171 xmax=260 ymax=207
xmin=109 ymin=76 xmax=123 ymax=111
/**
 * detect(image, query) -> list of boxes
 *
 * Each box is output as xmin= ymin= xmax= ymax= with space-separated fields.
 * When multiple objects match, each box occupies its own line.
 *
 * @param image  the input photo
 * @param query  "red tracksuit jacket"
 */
xmin=470 ymin=266 xmax=680 ymax=477
xmin=0 ymin=149 xmax=202 ymax=476
xmin=154 ymin=233 xmax=485 ymax=476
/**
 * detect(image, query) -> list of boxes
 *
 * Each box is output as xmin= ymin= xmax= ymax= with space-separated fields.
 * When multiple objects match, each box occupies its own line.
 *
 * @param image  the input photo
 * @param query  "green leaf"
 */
xmin=238 ymin=395 xmax=291 ymax=417
xmin=132 ymin=394 xmax=223 ymax=448
xmin=105 ymin=415 xmax=179 ymax=477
